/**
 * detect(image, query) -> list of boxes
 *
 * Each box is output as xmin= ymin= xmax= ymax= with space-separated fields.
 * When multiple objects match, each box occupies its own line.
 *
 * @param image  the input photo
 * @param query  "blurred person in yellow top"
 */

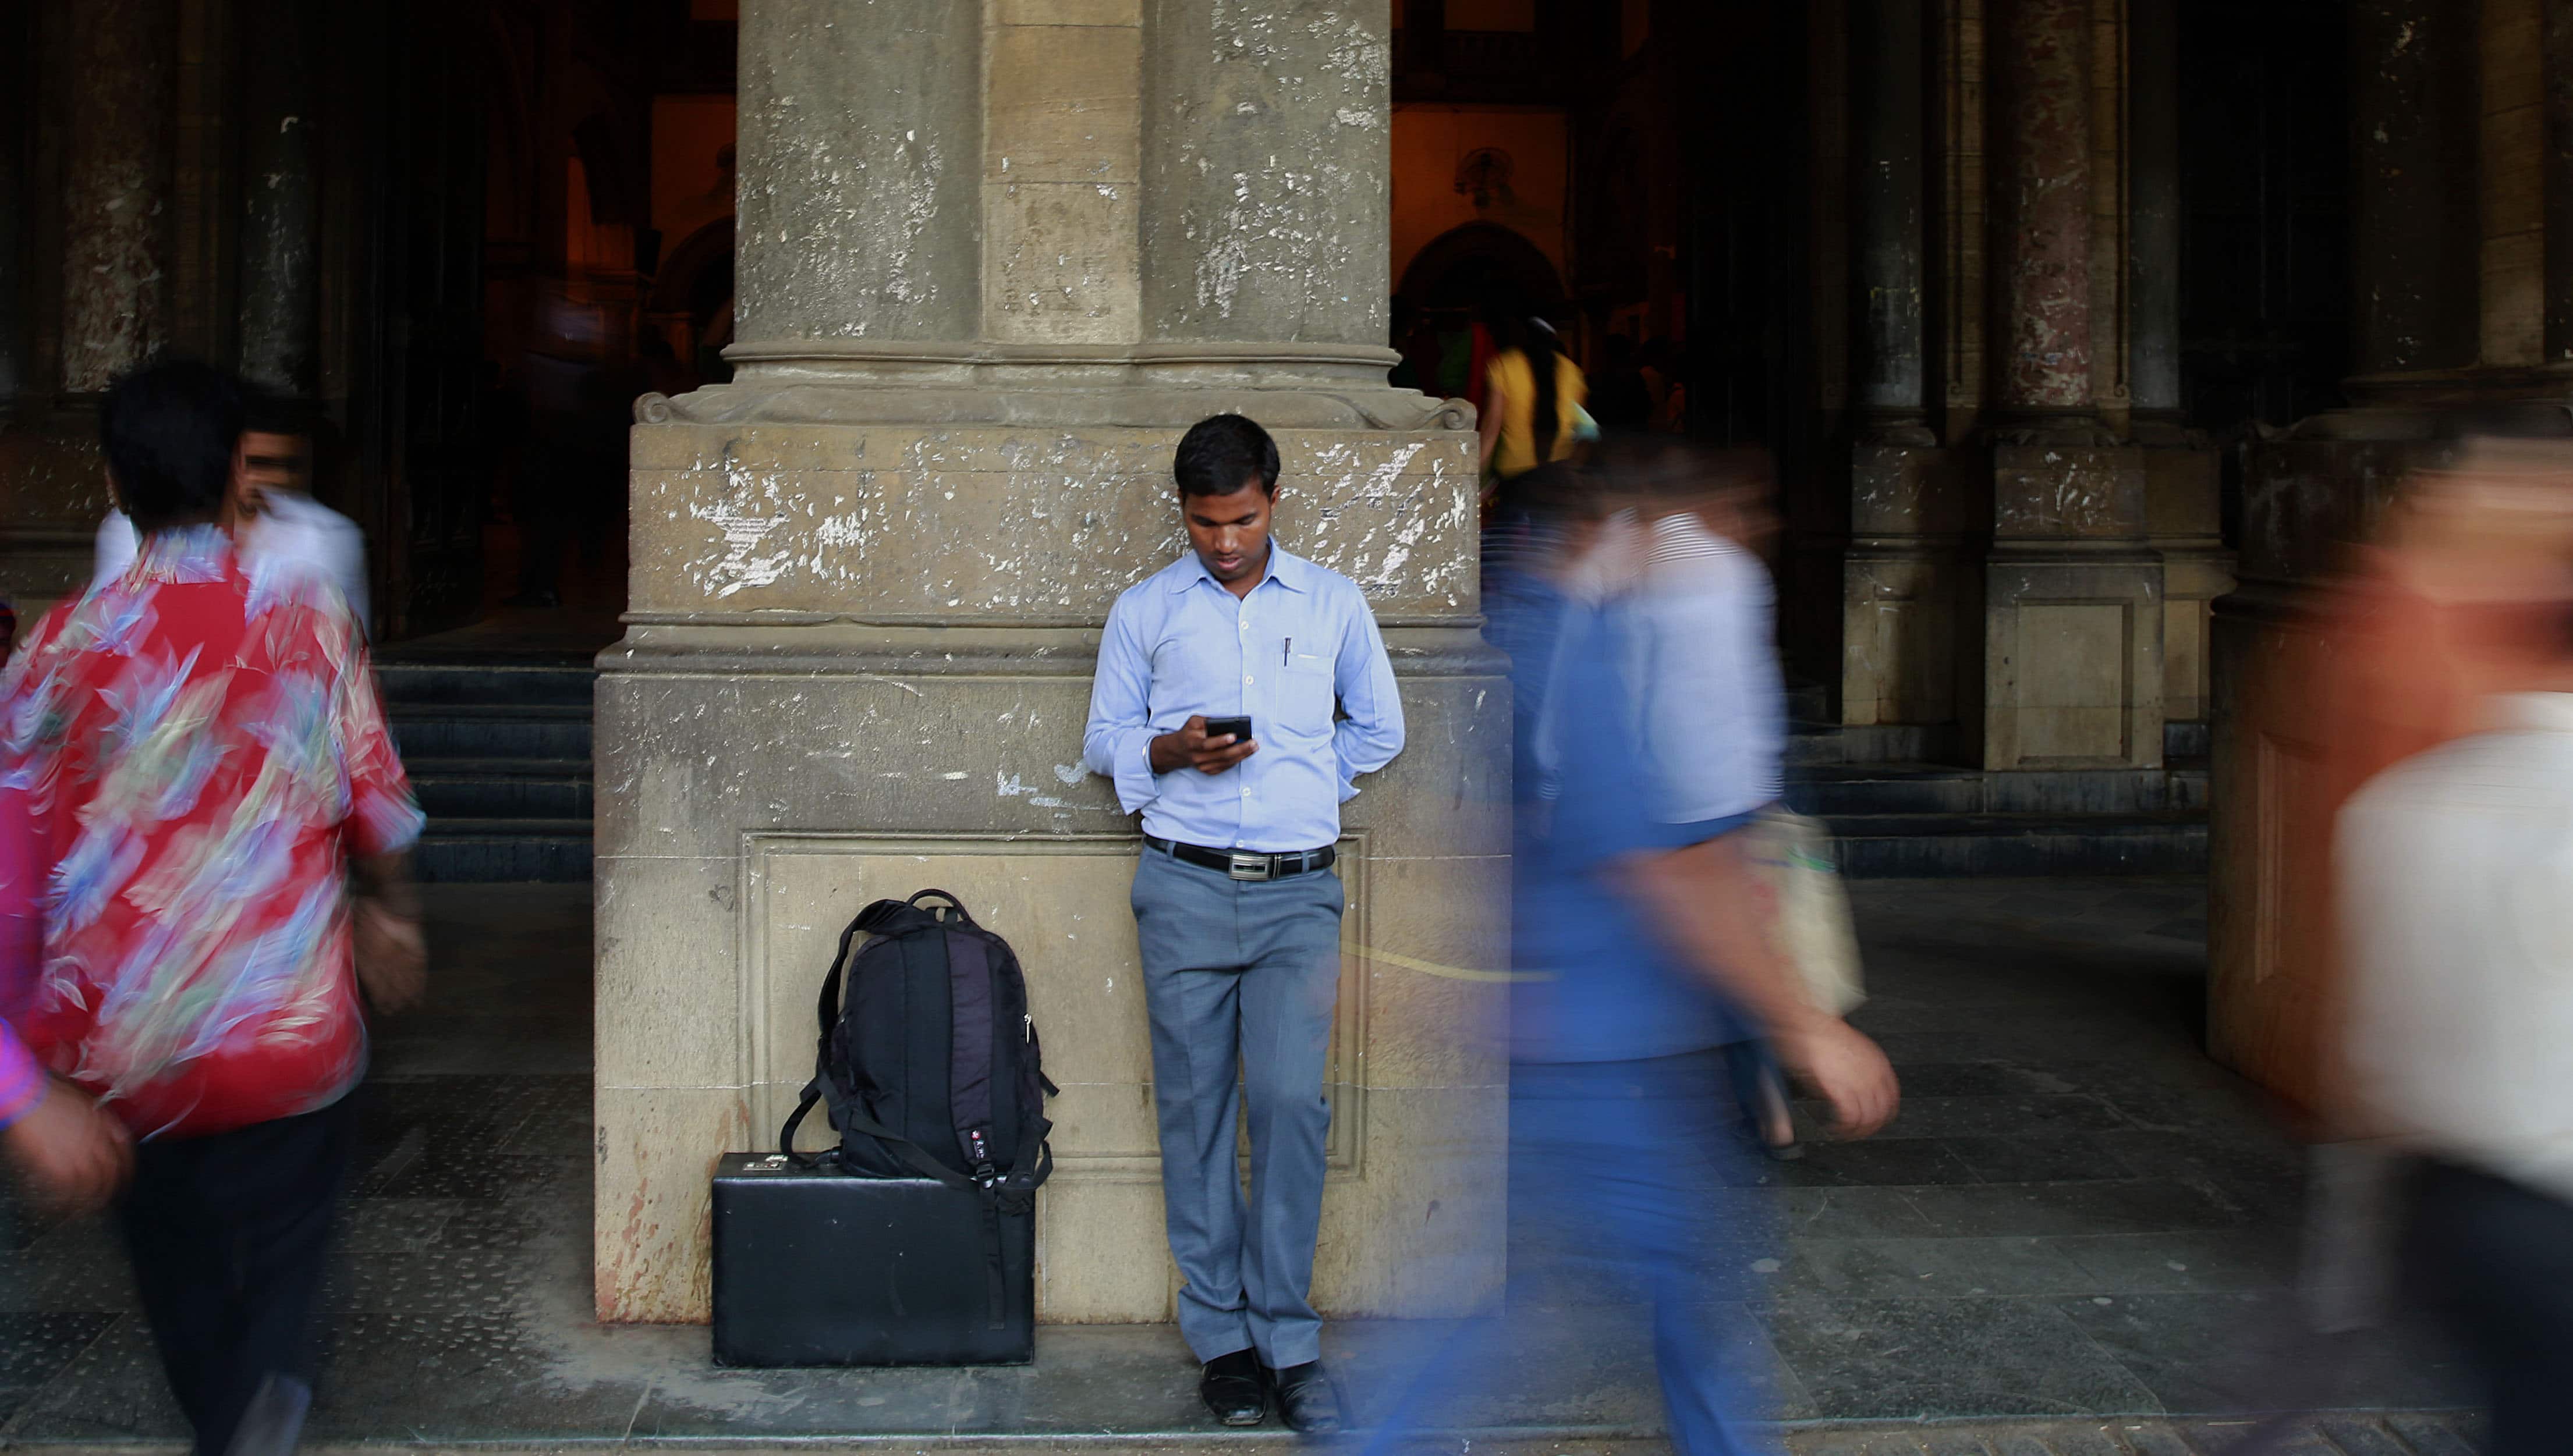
xmin=1477 ymin=304 xmax=1587 ymax=493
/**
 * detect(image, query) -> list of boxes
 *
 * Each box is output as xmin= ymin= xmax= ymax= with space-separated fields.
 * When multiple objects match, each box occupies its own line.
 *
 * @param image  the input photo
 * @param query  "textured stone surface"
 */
xmin=623 ymin=424 xmax=1477 ymax=622
xmin=1980 ymin=556 xmax=2163 ymax=770
xmin=58 ymin=0 xmax=176 ymax=393
xmin=1139 ymin=0 xmax=1390 ymax=345
xmin=734 ymin=0 xmax=983 ymax=344
xmin=1987 ymin=0 xmax=2094 ymax=413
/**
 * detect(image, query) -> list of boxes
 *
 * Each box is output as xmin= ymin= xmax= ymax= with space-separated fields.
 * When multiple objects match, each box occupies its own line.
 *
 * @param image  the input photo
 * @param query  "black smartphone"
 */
xmin=1203 ymin=715 xmax=1253 ymax=744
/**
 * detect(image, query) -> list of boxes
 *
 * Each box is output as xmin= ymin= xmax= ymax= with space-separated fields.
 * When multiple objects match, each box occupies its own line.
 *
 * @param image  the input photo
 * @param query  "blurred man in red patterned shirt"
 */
xmin=1 ymin=358 xmax=425 ymax=1456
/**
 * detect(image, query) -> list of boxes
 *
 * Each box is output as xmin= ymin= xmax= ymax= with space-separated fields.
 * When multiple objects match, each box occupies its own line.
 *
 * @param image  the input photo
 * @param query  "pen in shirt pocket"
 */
xmin=1283 ymin=636 xmax=1291 ymax=666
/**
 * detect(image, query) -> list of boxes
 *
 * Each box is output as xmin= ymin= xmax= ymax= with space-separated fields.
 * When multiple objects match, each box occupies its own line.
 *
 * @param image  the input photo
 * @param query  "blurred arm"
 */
xmin=1624 ymin=832 xmax=1898 ymax=1138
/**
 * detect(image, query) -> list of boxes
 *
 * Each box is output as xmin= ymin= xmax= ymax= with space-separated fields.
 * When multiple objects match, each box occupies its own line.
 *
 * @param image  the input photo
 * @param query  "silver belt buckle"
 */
xmin=1227 ymin=851 xmax=1272 ymax=882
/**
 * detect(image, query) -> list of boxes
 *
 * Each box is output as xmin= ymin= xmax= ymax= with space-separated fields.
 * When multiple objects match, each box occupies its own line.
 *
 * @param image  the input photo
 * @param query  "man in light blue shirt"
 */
xmin=1082 ymin=414 xmax=1404 ymax=1434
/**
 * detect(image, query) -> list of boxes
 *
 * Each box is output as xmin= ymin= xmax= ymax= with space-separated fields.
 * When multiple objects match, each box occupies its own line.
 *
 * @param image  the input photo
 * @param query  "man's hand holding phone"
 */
xmin=1151 ymin=715 xmax=1259 ymax=776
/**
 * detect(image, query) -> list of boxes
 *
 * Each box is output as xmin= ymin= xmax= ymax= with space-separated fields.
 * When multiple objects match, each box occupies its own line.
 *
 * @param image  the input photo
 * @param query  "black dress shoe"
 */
xmin=1266 ymin=1361 xmax=1342 ymax=1434
xmin=1199 ymin=1349 xmax=1267 ymax=1426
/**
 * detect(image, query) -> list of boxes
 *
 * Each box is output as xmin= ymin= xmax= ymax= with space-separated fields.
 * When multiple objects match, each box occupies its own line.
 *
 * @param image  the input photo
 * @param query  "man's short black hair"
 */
xmin=100 ymin=358 xmax=243 ymax=534
xmin=1173 ymin=414 xmax=1280 ymax=497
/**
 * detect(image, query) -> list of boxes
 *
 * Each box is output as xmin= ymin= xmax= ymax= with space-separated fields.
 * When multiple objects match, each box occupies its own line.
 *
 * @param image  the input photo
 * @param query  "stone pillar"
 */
xmin=0 ymin=9 xmax=24 ymax=407
xmin=235 ymin=0 xmax=320 ymax=396
xmin=1977 ymin=0 xmax=2161 ymax=771
xmin=1851 ymin=0 xmax=1930 ymax=437
xmin=2350 ymin=0 xmax=2481 ymax=383
xmin=2128 ymin=0 xmax=2182 ymax=435
xmin=2544 ymin=0 xmax=2573 ymax=363
xmin=2208 ymin=0 xmax=2482 ymax=1095
xmin=60 ymin=0 xmax=176 ymax=393
xmin=1840 ymin=1 xmax=1972 ymax=738
xmin=2129 ymin=0 xmax=2227 ymax=730
xmin=731 ymin=0 xmax=980 ymax=350
xmin=597 ymin=0 xmax=1500 ymax=1327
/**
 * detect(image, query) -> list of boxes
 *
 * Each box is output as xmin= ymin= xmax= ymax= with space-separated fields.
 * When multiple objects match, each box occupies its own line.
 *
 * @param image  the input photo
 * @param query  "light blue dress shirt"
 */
xmin=1083 ymin=545 xmax=1405 ymax=853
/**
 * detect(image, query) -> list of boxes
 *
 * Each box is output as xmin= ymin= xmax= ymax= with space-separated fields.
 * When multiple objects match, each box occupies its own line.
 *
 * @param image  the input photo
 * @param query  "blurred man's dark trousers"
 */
xmin=119 ymin=1095 xmax=355 ymax=1456
xmin=2402 ymin=1157 xmax=2573 ymax=1456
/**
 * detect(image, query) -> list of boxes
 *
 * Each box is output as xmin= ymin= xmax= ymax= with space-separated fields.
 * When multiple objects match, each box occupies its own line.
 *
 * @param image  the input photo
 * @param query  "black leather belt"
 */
xmin=1144 ymin=836 xmax=1337 ymax=882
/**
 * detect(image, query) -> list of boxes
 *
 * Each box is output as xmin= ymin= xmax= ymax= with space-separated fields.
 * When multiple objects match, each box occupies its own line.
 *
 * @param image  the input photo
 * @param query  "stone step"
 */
xmin=410 ymin=762 xmax=594 ymax=819
xmin=389 ymin=704 xmax=594 ymax=761
xmin=414 ymin=817 xmax=593 ymax=883
xmin=1788 ymin=762 xmax=2209 ymax=817
xmin=375 ymin=660 xmax=598 ymax=708
xmin=1827 ymin=810 xmax=2207 ymax=878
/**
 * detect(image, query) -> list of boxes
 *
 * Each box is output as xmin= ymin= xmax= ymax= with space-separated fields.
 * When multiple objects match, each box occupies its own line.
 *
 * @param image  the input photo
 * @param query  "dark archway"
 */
xmin=1395 ymin=221 xmax=1567 ymax=318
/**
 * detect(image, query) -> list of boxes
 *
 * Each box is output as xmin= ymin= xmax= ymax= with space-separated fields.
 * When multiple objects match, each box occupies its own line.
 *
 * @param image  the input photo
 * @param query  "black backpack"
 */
xmin=782 ymin=889 xmax=1057 ymax=1204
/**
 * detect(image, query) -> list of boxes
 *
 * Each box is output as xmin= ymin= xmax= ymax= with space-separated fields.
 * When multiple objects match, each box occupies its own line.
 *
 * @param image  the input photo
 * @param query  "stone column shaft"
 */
xmin=2351 ymin=0 xmax=2479 ymax=376
xmin=1976 ymin=0 xmax=2161 ymax=770
xmin=60 ymin=0 xmax=176 ymax=393
xmin=1988 ymin=0 xmax=2094 ymax=417
xmin=236 ymin=0 xmax=320 ymax=395
xmin=1141 ymin=0 xmax=1388 ymax=348
xmin=732 ymin=0 xmax=982 ymax=350
xmin=2128 ymin=0 xmax=2182 ymax=421
xmin=0 ymin=3 xmax=26 ymax=406
xmin=1851 ymin=0 xmax=1930 ymax=428
xmin=2544 ymin=0 xmax=2573 ymax=362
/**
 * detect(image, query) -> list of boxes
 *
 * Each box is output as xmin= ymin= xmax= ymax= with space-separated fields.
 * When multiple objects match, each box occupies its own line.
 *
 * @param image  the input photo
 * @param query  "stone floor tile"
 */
xmin=1870 ymin=1096 xmax=2134 ymax=1142
xmin=1945 ymin=1134 xmax=2137 ymax=1185
xmin=2379 ymin=1412 xmax=2482 ymax=1455
xmin=369 ymin=1149 xmax=587 ymax=1202
xmin=2051 ymin=1294 xmax=2475 ymax=1418
xmin=0 ymin=1311 xmax=116 ymax=1390
xmin=1766 ymin=1296 xmax=2162 ymax=1421
xmin=1898 ymin=1180 xmax=2245 ymax=1240
xmin=2309 ymin=1416 xmax=2419 ymax=1455
xmin=336 ymin=1196 xmax=469 ymax=1255
xmin=2036 ymin=1231 xmax=2299 ymax=1296
xmin=3 ymin=1313 xmax=190 ymax=1440
xmin=1774 ymin=1237 xmax=2092 ymax=1300
xmin=1751 ymin=1138 xmax=1982 ymax=1189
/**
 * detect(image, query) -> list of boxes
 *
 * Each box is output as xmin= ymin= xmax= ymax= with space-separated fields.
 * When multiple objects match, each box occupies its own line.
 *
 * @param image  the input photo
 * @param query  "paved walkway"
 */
xmin=0 ymin=880 xmax=2480 ymax=1451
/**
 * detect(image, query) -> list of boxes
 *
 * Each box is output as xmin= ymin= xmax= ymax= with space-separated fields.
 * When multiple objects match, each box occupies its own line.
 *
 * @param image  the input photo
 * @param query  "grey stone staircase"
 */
xmin=1785 ymin=691 xmax=2209 ymax=878
xmin=376 ymin=654 xmax=596 ymax=883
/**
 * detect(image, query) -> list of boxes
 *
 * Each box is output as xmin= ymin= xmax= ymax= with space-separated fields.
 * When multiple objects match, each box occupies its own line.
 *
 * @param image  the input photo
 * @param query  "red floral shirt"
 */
xmin=1 ymin=526 xmax=421 ymax=1138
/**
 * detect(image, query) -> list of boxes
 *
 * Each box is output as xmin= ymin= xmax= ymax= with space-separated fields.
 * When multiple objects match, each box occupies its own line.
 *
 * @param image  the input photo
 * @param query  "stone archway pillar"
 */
xmin=1840 ymin=1 xmax=1979 ymax=737
xmin=235 ymin=0 xmax=321 ymax=397
xmin=1976 ymin=0 xmax=2163 ymax=772
xmin=61 ymin=0 xmax=178 ymax=394
xmin=2208 ymin=0 xmax=2483 ymax=1099
xmin=593 ymin=0 xmax=1504 ymax=1326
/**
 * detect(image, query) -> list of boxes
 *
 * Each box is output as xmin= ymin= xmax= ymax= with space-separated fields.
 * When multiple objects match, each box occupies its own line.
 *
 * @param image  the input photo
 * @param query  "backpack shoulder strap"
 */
xmin=945 ymin=929 xmax=1000 ymax=1176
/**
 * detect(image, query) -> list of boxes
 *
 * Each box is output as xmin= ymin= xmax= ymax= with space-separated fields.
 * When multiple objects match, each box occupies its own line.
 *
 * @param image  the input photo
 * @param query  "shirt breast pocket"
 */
xmin=1277 ymin=650 xmax=1337 ymax=738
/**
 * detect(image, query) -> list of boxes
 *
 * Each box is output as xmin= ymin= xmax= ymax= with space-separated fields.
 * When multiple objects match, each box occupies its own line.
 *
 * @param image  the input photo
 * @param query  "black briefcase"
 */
xmin=711 ymin=1153 xmax=1036 ymax=1367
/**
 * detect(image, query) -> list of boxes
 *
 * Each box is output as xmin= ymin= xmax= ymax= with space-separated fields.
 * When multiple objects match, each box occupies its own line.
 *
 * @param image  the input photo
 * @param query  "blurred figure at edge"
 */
xmin=94 ymin=390 xmax=369 ymax=634
xmin=2320 ymin=439 xmax=2573 ymax=1455
xmin=1371 ymin=459 xmax=1895 ymax=1456
xmin=2 ymin=358 xmax=427 ymax=1456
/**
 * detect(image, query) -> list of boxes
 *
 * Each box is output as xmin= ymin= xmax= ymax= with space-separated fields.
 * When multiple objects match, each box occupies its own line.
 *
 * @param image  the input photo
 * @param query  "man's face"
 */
xmin=1183 ymin=478 xmax=1274 ymax=588
xmin=234 ymin=429 xmax=311 ymax=516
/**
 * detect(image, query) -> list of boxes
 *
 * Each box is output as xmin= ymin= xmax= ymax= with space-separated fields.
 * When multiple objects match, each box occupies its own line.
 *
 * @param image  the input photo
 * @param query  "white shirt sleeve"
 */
xmin=93 ymin=512 xmax=138 ymax=587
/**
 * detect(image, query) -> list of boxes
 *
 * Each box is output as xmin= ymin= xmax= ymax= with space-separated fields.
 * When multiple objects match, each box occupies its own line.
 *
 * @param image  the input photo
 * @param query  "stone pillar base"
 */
xmin=1980 ymin=549 xmax=2166 ymax=770
xmin=592 ymin=419 xmax=1507 ymax=1326
xmin=2142 ymin=443 xmax=2231 ymax=726
xmin=1840 ymin=443 xmax=1977 ymax=734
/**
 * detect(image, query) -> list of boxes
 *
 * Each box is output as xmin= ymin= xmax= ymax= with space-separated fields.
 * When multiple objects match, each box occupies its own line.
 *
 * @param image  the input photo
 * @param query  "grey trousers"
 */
xmin=1130 ymin=847 xmax=1344 ymax=1368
